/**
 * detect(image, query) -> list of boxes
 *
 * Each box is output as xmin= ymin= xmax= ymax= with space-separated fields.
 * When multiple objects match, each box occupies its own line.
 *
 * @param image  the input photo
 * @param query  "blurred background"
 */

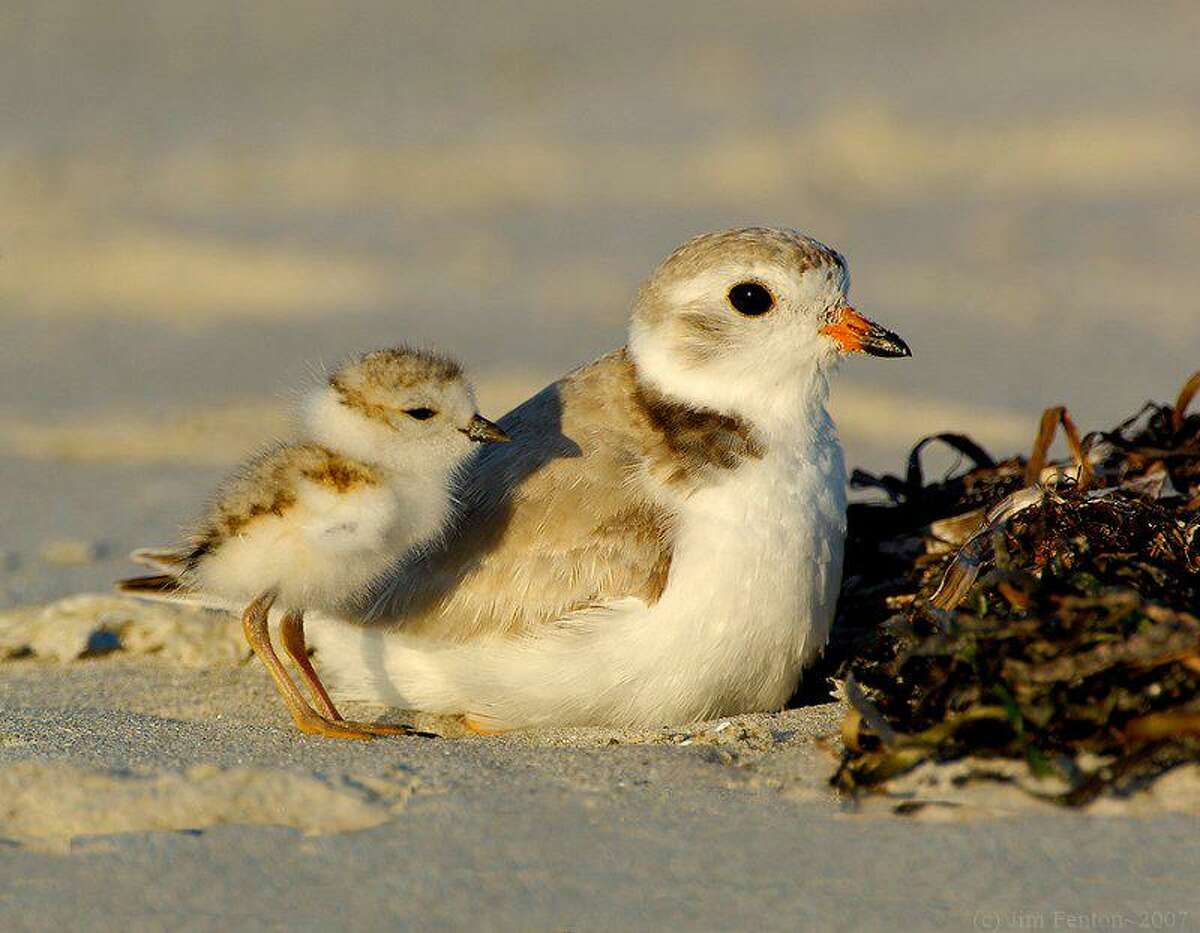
xmin=1 ymin=0 xmax=1198 ymax=605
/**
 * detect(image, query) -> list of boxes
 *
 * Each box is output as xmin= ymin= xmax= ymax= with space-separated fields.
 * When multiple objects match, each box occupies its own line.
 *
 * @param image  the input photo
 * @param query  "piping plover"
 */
xmin=119 ymin=347 xmax=509 ymax=740
xmin=310 ymin=227 xmax=910 ymax=732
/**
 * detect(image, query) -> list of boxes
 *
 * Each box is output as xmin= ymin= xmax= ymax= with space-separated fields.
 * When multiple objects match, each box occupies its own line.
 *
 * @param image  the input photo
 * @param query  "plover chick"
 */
xmin=119 ymin=347 xmax=508 ymax=740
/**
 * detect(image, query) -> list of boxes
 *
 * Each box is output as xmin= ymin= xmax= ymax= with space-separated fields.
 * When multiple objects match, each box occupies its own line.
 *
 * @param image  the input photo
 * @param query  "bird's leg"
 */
xmin=241 ymin=591 xmax=415 ymax=740
xmin=279 ymin=609 xmax=343 ymax=721
xmin=275 ymin=608 xmax=422 ymax=736
xmin=461 ymin=714 xmax=509 ymax=736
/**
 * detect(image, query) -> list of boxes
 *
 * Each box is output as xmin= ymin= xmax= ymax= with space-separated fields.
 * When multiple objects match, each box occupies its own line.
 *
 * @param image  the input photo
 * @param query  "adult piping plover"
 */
xmin=309 ymin=227 xmax=911 ymax=733
xmin=119 ymin=347 xmax=509 ymax=739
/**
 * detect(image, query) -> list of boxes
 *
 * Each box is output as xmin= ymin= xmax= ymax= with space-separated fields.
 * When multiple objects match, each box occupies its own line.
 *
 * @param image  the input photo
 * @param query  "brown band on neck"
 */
xmin=629 ymin=371 xmax=765 ymax=491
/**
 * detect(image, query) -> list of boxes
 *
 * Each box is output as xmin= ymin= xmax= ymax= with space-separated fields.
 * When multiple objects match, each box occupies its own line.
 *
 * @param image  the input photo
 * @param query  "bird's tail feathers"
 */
xmin=115 ymin=573 xmax=187 ymax=602
xmin=130 ymin=547 xmax=191 ymax=572
xmin=115 ymin=572 xmax=227 ymax=610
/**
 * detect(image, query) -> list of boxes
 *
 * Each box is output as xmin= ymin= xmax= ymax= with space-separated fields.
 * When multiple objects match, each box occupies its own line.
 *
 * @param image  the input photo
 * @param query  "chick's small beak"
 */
xmin=461 ymin=414 xmax=511 ymax=443
xmin=819 ymin=306 xmax=911 ymax=359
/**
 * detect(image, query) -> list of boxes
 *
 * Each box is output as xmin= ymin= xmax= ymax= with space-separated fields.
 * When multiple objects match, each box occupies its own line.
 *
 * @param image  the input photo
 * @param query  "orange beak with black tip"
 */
xmin=820 ymin=306 xmax=911 ymax=359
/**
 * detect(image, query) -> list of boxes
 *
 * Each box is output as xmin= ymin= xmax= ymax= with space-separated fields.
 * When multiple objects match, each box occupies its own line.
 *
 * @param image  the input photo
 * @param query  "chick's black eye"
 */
xmin=727 ymin=281 xmax=774 ymax=316
xmin=405 ymin=408 xmax=436 ymax=420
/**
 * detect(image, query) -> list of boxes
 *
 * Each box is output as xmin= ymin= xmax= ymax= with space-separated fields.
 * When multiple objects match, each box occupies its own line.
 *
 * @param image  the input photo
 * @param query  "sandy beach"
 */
xmin=4 ymin=1 xmax=1200 ymax=928
xmin=3 ymin=608 xmax=1200 ymax=929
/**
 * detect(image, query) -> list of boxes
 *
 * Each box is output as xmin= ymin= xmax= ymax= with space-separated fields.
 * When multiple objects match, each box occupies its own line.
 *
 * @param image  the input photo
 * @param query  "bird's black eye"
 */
xmin=405 ymin=408 xmax=436 ymax=420
xmin=727 ymin=281 xmax=774 ymax=316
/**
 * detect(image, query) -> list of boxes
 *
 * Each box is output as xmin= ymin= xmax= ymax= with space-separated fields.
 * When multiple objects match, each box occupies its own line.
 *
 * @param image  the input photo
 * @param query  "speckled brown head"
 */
xmin=306 ymin=346 xmax=508 ymax=475
xmin=329 ymin=347 xmax=463 ymax=420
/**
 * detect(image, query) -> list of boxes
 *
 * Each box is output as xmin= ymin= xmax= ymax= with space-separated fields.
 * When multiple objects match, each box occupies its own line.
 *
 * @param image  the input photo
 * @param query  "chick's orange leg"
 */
xmin=276 ymin=608 xmax=420 ymax=736
xmin=279 ymin=610 xmax=343 ymax=721
xmin=241 ymin=592 xmax=415 ymax=740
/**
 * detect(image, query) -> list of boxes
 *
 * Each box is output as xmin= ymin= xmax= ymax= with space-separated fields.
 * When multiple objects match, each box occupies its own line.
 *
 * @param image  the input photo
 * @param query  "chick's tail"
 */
xmin=117 ymin=546 xmax=194 ymax=601
xmin=115 ymin=572 xmax=190 ymax=604
xmin=129 ymin=547 xmax=192 ymax=572
xmin=116 ymin=554 xmax=241 ymax=611
xmin=117 ymin=572 xmax=230 ymax=611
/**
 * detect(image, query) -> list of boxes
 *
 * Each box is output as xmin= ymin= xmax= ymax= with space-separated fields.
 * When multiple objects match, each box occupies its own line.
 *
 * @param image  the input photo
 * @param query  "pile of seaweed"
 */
xmin=826 ymin=371 xmax=1200 ymax=806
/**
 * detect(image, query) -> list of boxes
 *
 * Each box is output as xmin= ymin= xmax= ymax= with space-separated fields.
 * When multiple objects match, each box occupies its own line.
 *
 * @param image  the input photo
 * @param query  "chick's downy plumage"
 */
xmin=163 ymin=348 xmax=496 ymax=612
xmin=118 ymin=345 xmax=509 ymax=740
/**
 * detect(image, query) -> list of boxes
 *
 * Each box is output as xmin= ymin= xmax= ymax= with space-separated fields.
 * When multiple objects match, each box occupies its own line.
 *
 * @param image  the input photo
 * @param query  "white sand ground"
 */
xmin=1 ymin=597 xmax=1199 ymax=930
